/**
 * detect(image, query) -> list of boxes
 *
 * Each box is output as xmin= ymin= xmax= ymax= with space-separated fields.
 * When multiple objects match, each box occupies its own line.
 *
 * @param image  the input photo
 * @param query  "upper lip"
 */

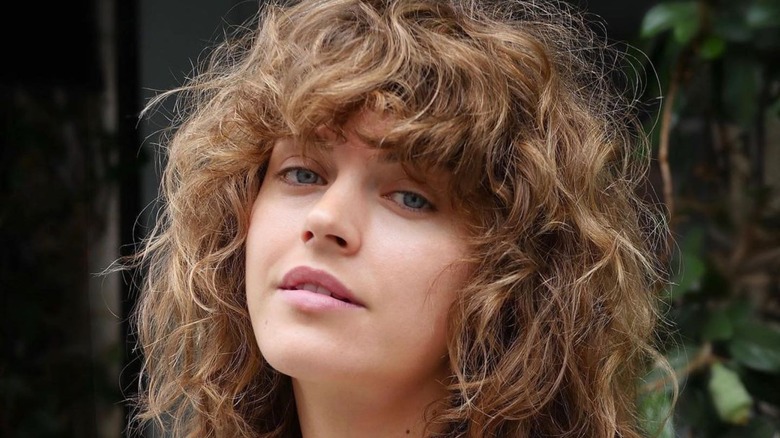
xmin=279 ymin=266 xmax=365 ymax=307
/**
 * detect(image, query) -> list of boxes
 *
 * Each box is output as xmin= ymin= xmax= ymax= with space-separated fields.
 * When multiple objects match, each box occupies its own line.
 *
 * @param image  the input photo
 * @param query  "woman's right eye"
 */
xmin=278 ymin=167 xmax=325 ymax=185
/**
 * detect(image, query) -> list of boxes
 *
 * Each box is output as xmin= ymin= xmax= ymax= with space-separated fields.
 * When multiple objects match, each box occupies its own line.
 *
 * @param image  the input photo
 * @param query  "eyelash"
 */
xmin=276 ymin=166 xmax=435 ymax=213
xmin=386 ymin=191 xmax=435 ymax=213
xmin=278 ymin=167 xmax=325 ymax=186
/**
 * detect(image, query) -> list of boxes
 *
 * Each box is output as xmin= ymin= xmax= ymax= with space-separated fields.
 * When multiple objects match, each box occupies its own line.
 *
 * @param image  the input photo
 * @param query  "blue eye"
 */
xmin=281 ymin=167 xmax=324 ymax=185
xmin=390 ymin=191 xmax=433 ymax=212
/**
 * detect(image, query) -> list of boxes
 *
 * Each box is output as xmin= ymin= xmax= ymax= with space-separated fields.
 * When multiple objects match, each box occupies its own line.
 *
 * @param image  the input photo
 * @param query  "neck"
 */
xmin=292 ymin=376 xmax=448 ymax=438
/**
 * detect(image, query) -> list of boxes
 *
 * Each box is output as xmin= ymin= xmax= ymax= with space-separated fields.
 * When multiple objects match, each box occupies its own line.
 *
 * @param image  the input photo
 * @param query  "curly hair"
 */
xmin=129 ymin=0 xmax=672 ymax=436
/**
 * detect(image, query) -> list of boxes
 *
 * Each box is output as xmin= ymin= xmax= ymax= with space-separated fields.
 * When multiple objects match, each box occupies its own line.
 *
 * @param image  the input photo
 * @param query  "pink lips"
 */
xmin=279 ymin=266 xmax=365 ymax=310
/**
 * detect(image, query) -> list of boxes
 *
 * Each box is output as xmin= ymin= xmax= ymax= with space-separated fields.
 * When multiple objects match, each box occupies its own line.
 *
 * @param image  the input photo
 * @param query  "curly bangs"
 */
xmin=131 ymin=0 xmax=671 ymax=436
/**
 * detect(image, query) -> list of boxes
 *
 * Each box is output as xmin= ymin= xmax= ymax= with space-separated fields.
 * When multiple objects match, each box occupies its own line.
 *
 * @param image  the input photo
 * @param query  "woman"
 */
xmin=129 ymin=0 xmax=672 ymax=436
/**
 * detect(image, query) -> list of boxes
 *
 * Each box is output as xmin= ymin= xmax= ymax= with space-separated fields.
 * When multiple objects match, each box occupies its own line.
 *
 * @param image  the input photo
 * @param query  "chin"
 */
xmin=257 ymin=333 xmax=364 ymax=383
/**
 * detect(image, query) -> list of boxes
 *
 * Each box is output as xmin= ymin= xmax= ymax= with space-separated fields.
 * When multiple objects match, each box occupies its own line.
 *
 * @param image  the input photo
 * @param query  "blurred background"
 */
xmin=1 ymin=0 xmax=778 ymax=437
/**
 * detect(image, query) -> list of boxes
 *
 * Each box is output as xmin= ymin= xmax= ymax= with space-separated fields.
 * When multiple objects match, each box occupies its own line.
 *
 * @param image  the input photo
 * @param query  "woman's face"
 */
xmin=245 ymin=114 xmax=471 ymax=393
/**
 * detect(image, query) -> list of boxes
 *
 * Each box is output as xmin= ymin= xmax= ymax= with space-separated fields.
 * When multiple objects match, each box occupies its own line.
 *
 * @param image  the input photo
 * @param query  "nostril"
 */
xmin=303 ymin=230 xmax=348 ymax=248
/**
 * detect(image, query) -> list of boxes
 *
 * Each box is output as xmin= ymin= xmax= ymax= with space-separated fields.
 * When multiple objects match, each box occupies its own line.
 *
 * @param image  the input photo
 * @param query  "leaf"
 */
xmin=725 ymin=299 xmax=753 ymax=325
xmin=708 ymin=362 xmax=753 ymax=425
xmin=673 ymin=9 xmax=701 ymax=44
xmin=703 ymin=308 xmax=733 ymax=341
xmin=699 ymin=35 xmax=726 ymax=60
xmin=669 ymin=228 xmax=706 ymax=300
xmin=670 ymin=253 xmax=705 ymax=299
xmin=729 ymin=322 xmax=780 ymax=372
xmin=639 ymin=389 xmax=676 ymax=438
xmin=746 ymin=3 xmax=780 ymax=29
xmin=641 ymin=4 xmax=678 ymax=38
xmin=641 ymin=2 xmax=700 ymax=44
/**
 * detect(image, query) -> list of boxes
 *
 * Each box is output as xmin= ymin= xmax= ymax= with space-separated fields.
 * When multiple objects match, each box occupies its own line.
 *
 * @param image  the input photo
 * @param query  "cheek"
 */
xmin=246 ymin=194 xmax=299 ymax=263
xmin=377 ymin=229 xmax=471 ymax=334
xmin=378 ymin=257 xmax=470 ymax=376
xmin=422 ymin=258 xmax=471 ymax=326
xmin=380 ymin=228 xmax=470 ymax=291
xmin=245 ymin=201 xmax=290 ymax=356
xmin=412 ymin=234 xmax=471 ymax=330
xmin=246 ymin=202 xmax=270 ymax=279
xmin=245 ymin=196 xmax=290 ymax=307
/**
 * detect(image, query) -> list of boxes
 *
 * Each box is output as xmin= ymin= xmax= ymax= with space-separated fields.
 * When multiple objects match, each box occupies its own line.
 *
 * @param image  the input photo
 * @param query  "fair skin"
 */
xmin=245 ymin=113 xmax=471 ymax=437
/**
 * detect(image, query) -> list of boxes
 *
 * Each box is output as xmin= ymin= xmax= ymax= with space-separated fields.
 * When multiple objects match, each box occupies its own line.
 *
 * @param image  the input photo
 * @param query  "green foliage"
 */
xmin=641 ymin=2 xmax=700 ymax=44
xmin=708 ymin=363 xmax=752 ymax=424
xmin=640 ymin=388 xmax=677 ymax=438
xmin=635 ymin=0 xmax=780 ymax=436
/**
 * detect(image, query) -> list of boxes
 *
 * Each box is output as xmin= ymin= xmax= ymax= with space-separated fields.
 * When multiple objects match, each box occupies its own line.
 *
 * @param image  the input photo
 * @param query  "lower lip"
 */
xmin=279 ymin=289 xmax=364 ymax=312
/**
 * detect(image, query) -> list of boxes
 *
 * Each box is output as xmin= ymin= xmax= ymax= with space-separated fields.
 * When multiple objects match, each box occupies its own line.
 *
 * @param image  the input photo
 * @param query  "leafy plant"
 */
xmin=634 ymin=0 xmax=780 ymax=437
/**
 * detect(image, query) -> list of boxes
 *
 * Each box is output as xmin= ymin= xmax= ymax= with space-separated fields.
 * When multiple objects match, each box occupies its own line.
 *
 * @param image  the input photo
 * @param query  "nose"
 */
xmin=301 ymin=181 xmax=362 ymax=255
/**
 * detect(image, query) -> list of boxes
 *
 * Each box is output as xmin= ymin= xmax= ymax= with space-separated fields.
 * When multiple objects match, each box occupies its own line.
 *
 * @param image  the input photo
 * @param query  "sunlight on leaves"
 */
xmin=640 ymin=2 xmax=700 ymax=44
xmin=708 ymin=363 xmax=753 ymax=425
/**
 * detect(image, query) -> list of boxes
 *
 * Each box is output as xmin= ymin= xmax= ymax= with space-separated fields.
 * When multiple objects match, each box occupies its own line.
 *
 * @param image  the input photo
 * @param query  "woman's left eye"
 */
xmin=388 ymin=191 xmax=434 ymax=212
xmin=279 ymin=167 xmax=325 ymax=185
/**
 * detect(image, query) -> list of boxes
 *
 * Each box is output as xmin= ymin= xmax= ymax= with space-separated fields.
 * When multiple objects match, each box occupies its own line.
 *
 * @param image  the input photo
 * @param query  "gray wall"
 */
xmin=138 ymin=0 xmax=258 ymax=232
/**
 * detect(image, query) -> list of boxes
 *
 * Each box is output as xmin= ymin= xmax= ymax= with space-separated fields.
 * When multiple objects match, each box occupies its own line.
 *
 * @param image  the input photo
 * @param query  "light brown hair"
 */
xmin=129 ymin=0 xmax=672 ymax=436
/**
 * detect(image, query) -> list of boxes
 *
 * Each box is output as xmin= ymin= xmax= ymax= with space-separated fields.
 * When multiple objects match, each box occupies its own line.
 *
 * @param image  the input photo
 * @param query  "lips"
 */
xmin=279 ymin=266 xmax=364 ymax=307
